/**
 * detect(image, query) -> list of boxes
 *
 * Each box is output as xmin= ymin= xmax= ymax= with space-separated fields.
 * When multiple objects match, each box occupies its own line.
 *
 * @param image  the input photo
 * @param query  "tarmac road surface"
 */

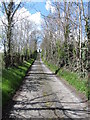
xmin=3 ymin=54 xmax=89 ymax=119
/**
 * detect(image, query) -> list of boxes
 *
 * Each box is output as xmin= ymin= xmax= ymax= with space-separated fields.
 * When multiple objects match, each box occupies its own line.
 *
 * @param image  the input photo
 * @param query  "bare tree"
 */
xmin=2 ymin=0 xmax=21 ymax=67
xmin=41 ymin=1 xmax=88 ymax=78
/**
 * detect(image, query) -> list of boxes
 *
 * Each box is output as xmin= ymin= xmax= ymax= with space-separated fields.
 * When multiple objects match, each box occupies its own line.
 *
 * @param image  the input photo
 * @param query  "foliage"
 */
xmin=0 ymin=2 xmax=38 ymax=68
xmin=41 ymin=2 xmax=88 ymax=78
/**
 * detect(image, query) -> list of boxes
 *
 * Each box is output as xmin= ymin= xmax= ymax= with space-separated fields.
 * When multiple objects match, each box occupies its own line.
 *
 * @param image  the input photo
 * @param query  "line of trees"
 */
xmin=41 ymin=1 xmax=89 ymax=78
xmin=0 ymin=1 xmax=38 ymax=68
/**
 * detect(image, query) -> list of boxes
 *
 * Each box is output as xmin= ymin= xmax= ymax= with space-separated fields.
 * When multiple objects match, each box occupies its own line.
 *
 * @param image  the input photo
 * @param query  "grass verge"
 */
xmin=44 ymin=60 xmax=88 ymax=99
xmin=2 ymin=59 xmax=34 ymax=107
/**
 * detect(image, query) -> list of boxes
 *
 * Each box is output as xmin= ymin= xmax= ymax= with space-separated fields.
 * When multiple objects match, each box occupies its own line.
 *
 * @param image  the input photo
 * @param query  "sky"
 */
xmin=22 ymin=1 xmax=56 ymax=23
xmin=24 ymin=2 xmax=49 ymax=15
xmin=0 ymin=1 xmax=53 ymax=25
xmin=0 ymin=0 xmax=89 ymax=52
xmin=0 ymin=1 xmax=52 ymax=52
xmin=20 ymin=1 xmax=55 ymax=47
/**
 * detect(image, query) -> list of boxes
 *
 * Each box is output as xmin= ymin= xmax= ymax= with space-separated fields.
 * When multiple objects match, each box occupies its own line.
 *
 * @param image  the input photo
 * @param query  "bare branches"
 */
xmin=11 ymin=2 xmax=21 ymax=20
xmin=2 ymin=2 xmax=8 ymax=15
xmin=41 ymin=1 xmax=88 ymax=78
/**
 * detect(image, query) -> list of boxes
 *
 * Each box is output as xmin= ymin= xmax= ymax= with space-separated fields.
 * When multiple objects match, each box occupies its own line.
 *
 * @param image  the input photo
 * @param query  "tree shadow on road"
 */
xmin=2 ymin=89 xmax=89 ymax=120
xmin=2 ymin=61 xmax=89 ymax=119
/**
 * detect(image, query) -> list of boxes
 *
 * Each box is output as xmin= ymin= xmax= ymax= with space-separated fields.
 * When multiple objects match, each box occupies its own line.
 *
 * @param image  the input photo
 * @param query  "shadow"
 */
xmin=27 ymin=72 xmax=55 ymax=76
xmin=11 ymin=106 xmax=89 ymax=113
xmin=55 ymin=60 xmax=65 ymax=75
xmin=14 ymin=100 xmax=89 ymax=106
xmin=2 ymin=89 xmax=89 ymax=119
xmin=55 ymin=68 xmax=60 ymax=74
xmin=2 ymin=96 xmax=89 ymax=119
xmin=2 ymin=56 xmax=89 ymax=119
xmin=2 ymin=93 xmax=90 ymax=120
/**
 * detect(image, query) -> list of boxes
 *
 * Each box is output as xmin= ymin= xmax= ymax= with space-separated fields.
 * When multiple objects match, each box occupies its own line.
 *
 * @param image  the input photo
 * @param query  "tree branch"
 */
xmin=11 ymin=2 xmax=21 ymax=20
xmin=2 ymin=2 xmax=8 ymax=15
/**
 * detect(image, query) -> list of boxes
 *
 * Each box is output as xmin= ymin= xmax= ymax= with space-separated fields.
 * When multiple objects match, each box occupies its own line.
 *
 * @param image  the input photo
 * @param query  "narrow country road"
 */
xmin=3 ymin=54 xmax=89 ymax=119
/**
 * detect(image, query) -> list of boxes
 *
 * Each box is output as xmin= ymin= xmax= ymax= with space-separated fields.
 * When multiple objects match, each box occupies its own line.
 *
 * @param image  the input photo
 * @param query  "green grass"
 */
xmin=44 ymin=61 xmax=58 ymax=72
xmin=2 ymin=59 xmax=34 ymax=107
xmin=57 ymin=69 xmax=87 ymax=94
xmin=44 ymin=60 xmax=88 ymax=98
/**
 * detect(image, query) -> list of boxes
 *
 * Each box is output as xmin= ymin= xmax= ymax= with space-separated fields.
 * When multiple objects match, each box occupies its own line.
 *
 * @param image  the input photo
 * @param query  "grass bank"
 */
xmin=2 ymin=59 xmax=34 ymax=107
xmin=44 ymin=60 xmax=88 ymax=99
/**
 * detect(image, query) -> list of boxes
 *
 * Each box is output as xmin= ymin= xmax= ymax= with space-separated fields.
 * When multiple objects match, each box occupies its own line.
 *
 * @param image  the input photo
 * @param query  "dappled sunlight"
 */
xmin=0 ymin=1 xmax=89 ymax=119
xmin=2 ymin=54 xmax=89 ymax=119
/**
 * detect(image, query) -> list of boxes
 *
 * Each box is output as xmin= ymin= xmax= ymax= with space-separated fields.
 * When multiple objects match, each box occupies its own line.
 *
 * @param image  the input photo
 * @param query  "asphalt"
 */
xmin=3 ymin=54 xmax=89 ymax=119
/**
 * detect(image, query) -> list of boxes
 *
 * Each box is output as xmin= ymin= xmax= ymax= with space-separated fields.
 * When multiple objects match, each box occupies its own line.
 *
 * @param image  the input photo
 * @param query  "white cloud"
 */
xmin=45 ymin=0 xmax=55 ymax=13
xmin=14 ymin=7 xmax=31 ymax=21
xmin=14 ymin=7 xmax=42 ymax=25
xmin=30 ymin=12 xmax=41 ymax=25
xmin=45 ymin=0 xmax=51 ymax=11
xmin=15 ymin=0 xmax=21 ymax=5
xmin=0 ymin=6 xmax=42 ymax=26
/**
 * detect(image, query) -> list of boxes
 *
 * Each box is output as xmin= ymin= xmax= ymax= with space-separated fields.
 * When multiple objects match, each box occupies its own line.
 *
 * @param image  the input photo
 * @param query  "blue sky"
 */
xmin=24 ymin=2 xmax=49 ymax=15
xmin=0 ymin=1 xmax=49 ymax=17
xmin=21 ymin=2 xmax=49 ymax=48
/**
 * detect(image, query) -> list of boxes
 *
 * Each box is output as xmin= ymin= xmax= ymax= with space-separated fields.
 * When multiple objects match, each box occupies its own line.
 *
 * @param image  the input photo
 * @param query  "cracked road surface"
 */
xmin=4 ymin=54 xmax=89 ymax=119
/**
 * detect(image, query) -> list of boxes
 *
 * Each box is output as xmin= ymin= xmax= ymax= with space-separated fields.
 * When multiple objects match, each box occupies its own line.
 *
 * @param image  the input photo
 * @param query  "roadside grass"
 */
xmin=44 ymin=60 xmax=88 ymax=98
xmin=57 ymin=69 xmax=87 ymax=94
xmin=44 ymin=61 xmax=58 ymax=72
xmin=2 ymin=59 xmax=34 ymax=107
